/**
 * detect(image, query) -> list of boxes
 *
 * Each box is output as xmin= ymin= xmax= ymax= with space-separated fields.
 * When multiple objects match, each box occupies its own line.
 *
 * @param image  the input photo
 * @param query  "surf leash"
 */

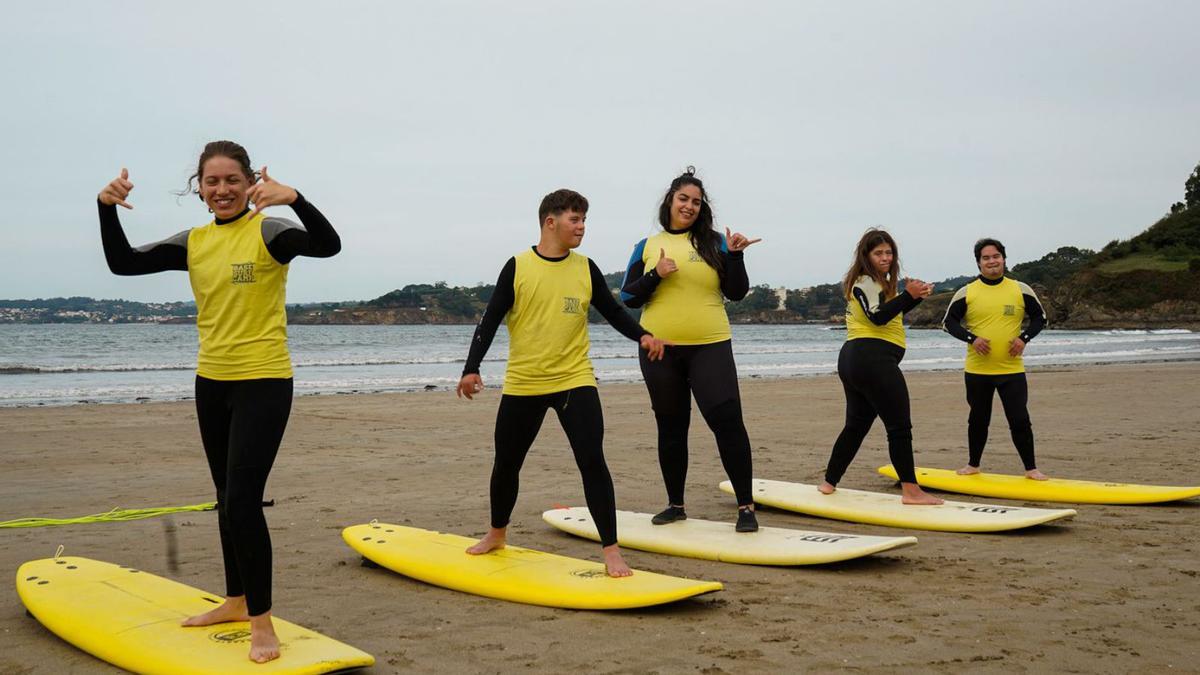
xmin=0 ymin=502 xmax=217 ymax=529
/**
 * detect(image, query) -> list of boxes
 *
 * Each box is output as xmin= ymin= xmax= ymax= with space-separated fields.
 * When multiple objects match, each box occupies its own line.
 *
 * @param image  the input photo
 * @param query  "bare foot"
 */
xmin=182 ymin=596 xmax=249 ymax=626
xmin=602 ymin=544 xmax=633 ymax=578
xmin=900 ymin=483 xmax=944 ymax=505
xmin=956 ymin=465 xmax=980 ymax=475
xmin=1025 ymin=469 xmax=1049 ymax=481
xmin=248 ymin=612 xmax=280 ymax=664
xmin=466 ymin=527 xmax=506 ymax=555
xmin=818 ymin=481 xmax=836 ymax=495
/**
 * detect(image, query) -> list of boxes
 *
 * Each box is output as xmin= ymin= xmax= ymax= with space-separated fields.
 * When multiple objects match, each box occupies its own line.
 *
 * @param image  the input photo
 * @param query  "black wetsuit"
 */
xmin=463 ymin=249 xmax=646 ymax=547
xmin=621 ymin=235 xmax=755 ymax=507
xmin=942 ymin=275 xmax=1047 ymax=470
xmin=825 ymin=280 xmax=923 ymax=486
xmin=99 ymin=194 xmax=339 ymax=615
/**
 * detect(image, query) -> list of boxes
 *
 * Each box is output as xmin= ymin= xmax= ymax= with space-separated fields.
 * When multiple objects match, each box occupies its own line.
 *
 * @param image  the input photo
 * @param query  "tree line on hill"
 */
xmin=5 ymin=163 xmax=1198 ymax=328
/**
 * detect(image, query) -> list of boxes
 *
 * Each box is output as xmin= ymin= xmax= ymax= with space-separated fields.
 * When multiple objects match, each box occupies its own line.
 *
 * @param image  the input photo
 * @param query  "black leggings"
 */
xmin=195 ymin=375 xmax=292 ymax=617
xmin=491 ymin=386 xmax=618 ymax=546
xmin=965 ymin=372 xmax=1036 ymax=470
xmin=638 ymin=339 xmax=754 ymax=507
xmin=825 ymin=339 xmax=918 ymax=485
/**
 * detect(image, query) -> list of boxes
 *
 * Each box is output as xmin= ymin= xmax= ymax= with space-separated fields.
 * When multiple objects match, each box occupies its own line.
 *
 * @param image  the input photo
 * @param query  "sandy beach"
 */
xmin=2 ymin=362 xmax=1198 ymax=673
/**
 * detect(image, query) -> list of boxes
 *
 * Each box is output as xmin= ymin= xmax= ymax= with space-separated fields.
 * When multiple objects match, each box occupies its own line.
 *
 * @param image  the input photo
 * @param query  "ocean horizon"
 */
xmin=2 ymin=323 xmax=1197 ymax=407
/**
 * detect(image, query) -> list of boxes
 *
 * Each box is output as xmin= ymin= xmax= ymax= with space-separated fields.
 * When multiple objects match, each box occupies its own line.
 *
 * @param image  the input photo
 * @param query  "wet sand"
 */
xmin=2 ymin=362 xmax=1198 ymax=673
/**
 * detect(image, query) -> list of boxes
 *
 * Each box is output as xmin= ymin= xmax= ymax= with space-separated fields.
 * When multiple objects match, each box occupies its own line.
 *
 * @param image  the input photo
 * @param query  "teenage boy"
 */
xmin=457 ymin=189 xmax=668 ymax=577
xmin=942 ymin=238 xmax=1048 ymax=480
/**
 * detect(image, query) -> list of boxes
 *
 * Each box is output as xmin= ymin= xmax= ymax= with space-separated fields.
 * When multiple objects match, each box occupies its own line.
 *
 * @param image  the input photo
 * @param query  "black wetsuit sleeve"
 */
xmin=720 ymin=250 xmax=749 ymax=301
xmin=589 ymin=259 xmax=649 ymax=342
xmin=463 ymin=258 xmax=516 ymax=376
xmin=263 ymin=192 xmax=342 ymax=264
xmin=1020 ymin=290 xmax=1047 ymax=343
xmin=852 ymin=286 xmax=921 ymax=326
xmin=98 ymin=201 xmax=188 ymax=275
xmin=942 ymin=294 xmax=976 ymax=343
xmin=620 ymin=264 xmax=660 ymax=308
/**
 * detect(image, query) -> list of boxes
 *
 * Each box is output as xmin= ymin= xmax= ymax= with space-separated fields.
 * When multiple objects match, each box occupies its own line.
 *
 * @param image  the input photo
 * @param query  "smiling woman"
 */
xmin=179 ymin=140 xmax=259 ymax=219
xmin=95 ymin=140 xmax=341 ymax=665
xmin=619 ymin=167 xmax=763 ymax=532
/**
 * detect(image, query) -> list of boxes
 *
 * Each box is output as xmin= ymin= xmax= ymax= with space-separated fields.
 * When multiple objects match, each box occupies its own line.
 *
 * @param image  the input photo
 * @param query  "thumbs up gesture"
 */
xmin=655 ymin=248 xmax=678 ymax=277
xmin=98 ymin=168 xmax=135 ymax=209
xmin=246 ymin=166 xmax=298 ymax=215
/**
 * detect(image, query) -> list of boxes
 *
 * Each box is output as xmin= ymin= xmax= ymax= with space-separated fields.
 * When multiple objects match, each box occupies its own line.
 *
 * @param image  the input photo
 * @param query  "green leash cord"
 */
xmin=0 ymin=503 xmax=217 ymax=529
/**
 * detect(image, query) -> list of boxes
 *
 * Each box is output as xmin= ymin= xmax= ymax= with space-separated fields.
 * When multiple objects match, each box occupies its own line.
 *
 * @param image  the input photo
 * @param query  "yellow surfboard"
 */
xmin=720 ymin=479 xmax=1077 ymax=532
xmin=16 ymin=555 xmax=374 ymax=675
xmin=542 ymin=507 xmax=917 ymax=565
xmin=343 ymin=522 xmax=722 ymax=610
xmin=879 ymin=464 xmax=1200 ymax=504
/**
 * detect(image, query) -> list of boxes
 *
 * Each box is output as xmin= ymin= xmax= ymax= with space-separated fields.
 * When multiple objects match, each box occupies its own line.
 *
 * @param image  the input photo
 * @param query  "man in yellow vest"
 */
xmin=456 ymin=189 xmax=668 ymax=577
xmin=942 ymin=238 xmax=1048 ymax=480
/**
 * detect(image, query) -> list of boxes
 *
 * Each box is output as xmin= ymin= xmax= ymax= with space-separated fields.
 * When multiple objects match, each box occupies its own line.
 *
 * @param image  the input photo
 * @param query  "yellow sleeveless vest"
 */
xmin=503 ymin=249 xmax=596 ymax=395
xmin=187 ymin=211 xmax=292 ymax=380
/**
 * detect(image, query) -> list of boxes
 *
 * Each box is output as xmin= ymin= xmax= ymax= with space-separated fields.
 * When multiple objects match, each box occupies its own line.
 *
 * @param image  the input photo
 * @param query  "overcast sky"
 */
xmin=2 ymin=1 xmax=1197 ymax=302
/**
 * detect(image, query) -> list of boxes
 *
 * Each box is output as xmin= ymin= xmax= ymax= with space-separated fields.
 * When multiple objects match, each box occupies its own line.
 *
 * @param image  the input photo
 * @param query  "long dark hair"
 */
xmin=657 ymin=166 xmax=724 ymax=273
xmin=842 ymin=228 xmax=901 ymax=300
xmin=177 ymin=140 xmax=257 ymax=200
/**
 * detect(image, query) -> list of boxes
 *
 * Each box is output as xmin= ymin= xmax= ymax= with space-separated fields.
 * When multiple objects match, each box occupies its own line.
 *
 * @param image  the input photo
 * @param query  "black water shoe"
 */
xmin=735 ymin=507 xmax=759 ymax=533
xmin=651 ymin=505 xmax=687 ymax=525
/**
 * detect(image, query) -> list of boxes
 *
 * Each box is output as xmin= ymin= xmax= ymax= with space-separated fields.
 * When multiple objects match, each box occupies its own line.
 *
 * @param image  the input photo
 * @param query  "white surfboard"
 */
xmin=542 ymin=507 xmax=917 ymax=564
xmin=720 ymin=479 xmax=1077 ymax=532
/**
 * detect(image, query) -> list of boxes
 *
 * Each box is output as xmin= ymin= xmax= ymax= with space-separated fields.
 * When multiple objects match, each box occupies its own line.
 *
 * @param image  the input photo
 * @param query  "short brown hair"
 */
xmin=538 ymin=189 xmax=588 ymax=227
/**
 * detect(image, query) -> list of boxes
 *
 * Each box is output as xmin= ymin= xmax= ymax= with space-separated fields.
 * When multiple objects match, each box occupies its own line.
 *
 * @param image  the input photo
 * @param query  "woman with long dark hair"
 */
xmin=819 ymin=228 xmax=942 ymax=504
xmin=96 ymin=140 xmax=341 ymax=663
xmin=620 ymin=167 xmax=762 ymax=531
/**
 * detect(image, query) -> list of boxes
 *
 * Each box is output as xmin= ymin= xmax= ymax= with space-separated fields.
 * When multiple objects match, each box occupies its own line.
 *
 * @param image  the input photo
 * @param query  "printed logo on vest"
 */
xmin=1003 ymin=304 xmax=1016 ymax=316
xmin=231 ymin=263 xmax=256 ymax=284
xmin=688 ymin=251 xmax=702 ymax=262
xmin=562 ymin=297 xmax=582 ymax=314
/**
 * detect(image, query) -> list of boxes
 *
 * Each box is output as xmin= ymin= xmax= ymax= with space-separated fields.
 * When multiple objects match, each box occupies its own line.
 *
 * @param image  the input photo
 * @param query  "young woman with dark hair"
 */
xmin=819 ymin=228 xmax=943 ymax=505
xmin=96 ymin=140 xmax=341 ymax=663
xmin=620 ymin=167 xmax=763 ymax=532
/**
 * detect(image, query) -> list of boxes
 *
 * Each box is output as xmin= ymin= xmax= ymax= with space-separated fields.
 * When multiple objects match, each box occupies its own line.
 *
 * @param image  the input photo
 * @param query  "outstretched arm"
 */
xmin=98 ymin=202 xmax=188 ymax=275
xmin=458 ymin=258 xmax=516 ymax=399
xmin=589 ymin=259 xmax=649 ymax=341
xmin=262 ymin=192 xmax=342 ymax=264
xmin=462 ymin=258 xmax=516 ymax=376
xmin=246 ymin=166 xmax=342 ymax=264
xmin=719 ymin=227 xmax=759 ymax=301
xmin=97 ymin=168 xmax=187 ymax=275
xmin=852 ymin=282 xmax=921 ymax=326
